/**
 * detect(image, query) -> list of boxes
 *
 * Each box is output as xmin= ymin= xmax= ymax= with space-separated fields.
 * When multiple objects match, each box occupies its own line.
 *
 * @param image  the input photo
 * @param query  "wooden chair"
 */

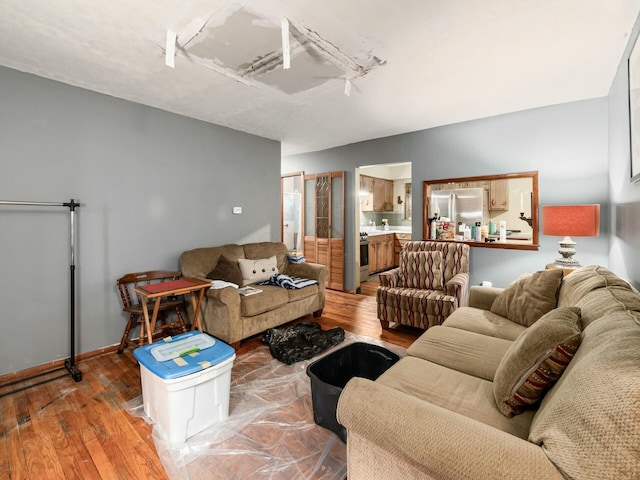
xmin=116 ymin=270 xmax=187 ymax=353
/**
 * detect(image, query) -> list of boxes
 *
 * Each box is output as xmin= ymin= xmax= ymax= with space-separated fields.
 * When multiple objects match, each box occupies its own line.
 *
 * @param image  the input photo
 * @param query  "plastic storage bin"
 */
xmin=133 ymin=332 xmax=236 ymax=443
xmin=306 ymin=342 xmax=400 ymax=442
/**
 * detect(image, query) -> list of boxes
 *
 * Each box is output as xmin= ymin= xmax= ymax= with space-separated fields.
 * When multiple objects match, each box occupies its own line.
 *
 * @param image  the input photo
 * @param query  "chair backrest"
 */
xmin=400 ymin=241 xmax=470 ymax=283
xmin=116 ymin=270 xmax=182 ymax=310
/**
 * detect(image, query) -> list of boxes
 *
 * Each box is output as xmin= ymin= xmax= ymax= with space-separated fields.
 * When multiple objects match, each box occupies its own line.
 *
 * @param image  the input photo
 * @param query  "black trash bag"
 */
xmin=262 ymin=322 xmax=345 ymax=365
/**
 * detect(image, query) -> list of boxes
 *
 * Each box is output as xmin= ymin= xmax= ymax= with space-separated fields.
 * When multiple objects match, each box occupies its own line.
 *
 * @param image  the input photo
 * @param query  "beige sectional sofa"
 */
xmin=180 ymin=242 xmax=328 ymax=348
xmin=337 ymin=265 xmax=640 ymax=479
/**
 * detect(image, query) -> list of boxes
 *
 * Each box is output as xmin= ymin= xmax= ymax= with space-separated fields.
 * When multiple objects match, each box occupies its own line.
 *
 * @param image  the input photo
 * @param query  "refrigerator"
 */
xmin=430 ymin=187 xmax=485 ymax=227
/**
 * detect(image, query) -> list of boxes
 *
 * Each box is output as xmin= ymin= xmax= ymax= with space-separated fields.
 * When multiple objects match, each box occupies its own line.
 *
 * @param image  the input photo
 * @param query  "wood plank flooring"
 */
xmin=0 ymin=282 xmax=422 ymax=479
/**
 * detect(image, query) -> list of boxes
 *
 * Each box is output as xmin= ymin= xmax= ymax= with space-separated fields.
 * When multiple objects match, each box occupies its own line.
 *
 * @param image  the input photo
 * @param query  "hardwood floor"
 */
xmin=0 ymin=283 xmax=422 ymax=479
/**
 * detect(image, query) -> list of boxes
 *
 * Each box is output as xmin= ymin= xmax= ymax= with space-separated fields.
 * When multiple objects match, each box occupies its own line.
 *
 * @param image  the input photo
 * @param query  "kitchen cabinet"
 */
xmin=489 ymin=179 xmax=509 ymax=211
xmin=360 ymin=175 xmax=374 ymax=212
xmin=361 ymin=175 xmax=393 ymax=212
xmin=368 ymin=233 xmax=395 ymax=273
xmin=393 ymin=233 xmax=411 ymax=266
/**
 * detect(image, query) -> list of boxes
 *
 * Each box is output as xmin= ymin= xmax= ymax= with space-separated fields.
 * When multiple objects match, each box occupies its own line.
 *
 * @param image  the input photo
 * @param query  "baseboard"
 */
xmin=0 ymin=344 xmax=120 ymax=386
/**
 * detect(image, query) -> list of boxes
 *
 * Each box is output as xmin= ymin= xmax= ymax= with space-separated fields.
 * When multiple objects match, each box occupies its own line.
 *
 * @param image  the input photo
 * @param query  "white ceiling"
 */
xmin=1 ymin=0 xmax=638 ymax=156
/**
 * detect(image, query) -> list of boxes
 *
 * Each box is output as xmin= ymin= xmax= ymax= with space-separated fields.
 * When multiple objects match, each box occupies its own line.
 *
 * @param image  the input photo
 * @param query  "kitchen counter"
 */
xmin=366 ymin=229 xmax=411 ymax=236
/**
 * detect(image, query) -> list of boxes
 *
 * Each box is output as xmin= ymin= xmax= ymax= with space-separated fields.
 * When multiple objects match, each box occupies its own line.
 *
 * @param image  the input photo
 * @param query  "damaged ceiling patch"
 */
xmin=170 ymin=5 xmax=384 ymax=95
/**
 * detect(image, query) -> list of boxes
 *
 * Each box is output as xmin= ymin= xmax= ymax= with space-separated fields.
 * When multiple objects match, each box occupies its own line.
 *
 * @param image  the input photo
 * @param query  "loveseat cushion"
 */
xmin=493 ymin=307 xmax=582 ymax=417
xmin=528 ymin=309 xmax=640 ymax=479
xmin=240 ymin=285 xmax=288 ymax=317
xmin=442 ymin=306 xmax=526 ymax=341
xmin=376 ymin=356 xmax=535 ymax=439
xmin=407 ymin=326 xmax=513 ymax=381
xmin=490 ymin=269 xmax=563 ymax=327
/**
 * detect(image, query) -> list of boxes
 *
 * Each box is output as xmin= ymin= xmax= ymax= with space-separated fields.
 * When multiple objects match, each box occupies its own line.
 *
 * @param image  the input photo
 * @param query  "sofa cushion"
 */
xmin=490 ymin=269 xmax=563 ymax=327
xmin=238 ymin=255 xmax=279 ymax=286
xmin=407 ymin=326 xmax=513 ymax=381
xmin=401 ymin=251 xmax=444 ymax=290
xmin=206 ymin=255 xmax=243 ymax=286
xmin=286 ymin=284 xmax=319 ymax=303
xmin=557 ymin=264 xmax=634 ymax=308
xmin=376 ymin=356 xmax=535 ymax=439
xmin=240 ymin=285 xmax=289 ymax=317
xmin=493 ymin=307 xmax=582 ymax=417
xmin=376 ymin=286 xmax=458 ymax=330
xmin=529 ymin=310 xmax=640 ymax=480
xmin=442 ymin=306 xmax=526 ymax=341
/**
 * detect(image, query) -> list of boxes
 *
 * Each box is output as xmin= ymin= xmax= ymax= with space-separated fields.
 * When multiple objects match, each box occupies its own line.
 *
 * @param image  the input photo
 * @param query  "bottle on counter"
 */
xmin=430 ymin=221 xmax=437 ymax=240
xmin=481 ymin=224 xmax=488 ymax=242
xmin=499 ymin=221 xmax=507 ymax=242
xmin=475 ymin=222 xmax=482 ymax=242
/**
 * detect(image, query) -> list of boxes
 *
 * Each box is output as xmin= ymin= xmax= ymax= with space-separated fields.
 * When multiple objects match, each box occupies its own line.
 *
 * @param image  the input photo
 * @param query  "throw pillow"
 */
xmin=206 ymin=256 xmax=243 ymax=286
xmin=401 ymin=251 xmax=444 ymax=290
xmin=493 ymin=306 xmax=582 ymax=417
xmin=490 ymin=269 xmax=563 ymax=327
xmin=238 ymin=255 xmax=279 ymax=286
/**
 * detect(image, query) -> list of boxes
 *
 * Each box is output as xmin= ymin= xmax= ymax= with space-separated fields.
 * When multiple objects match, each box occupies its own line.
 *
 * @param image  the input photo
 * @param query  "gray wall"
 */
xmin=283 ymin=98 xmax=610 ymax=291
xmin=0 ymin=66 xmax=281 ymax=375
xmin=607 ymin=14 xmax=640 ymax=289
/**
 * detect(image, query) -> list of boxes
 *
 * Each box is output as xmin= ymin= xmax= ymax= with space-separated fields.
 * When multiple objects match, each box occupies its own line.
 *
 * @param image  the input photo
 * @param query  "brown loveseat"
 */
xmin=337 ymin=265 xmax=640 ymax=479
xmin=180 ymin=242 xmax=328 ymax=348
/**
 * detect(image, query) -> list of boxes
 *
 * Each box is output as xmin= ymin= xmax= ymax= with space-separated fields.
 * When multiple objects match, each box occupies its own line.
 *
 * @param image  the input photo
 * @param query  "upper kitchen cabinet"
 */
xmin=360 ymin=174 xmax=393 ymax=212
xmin=489 ymin=179 xmax=509 ymax=211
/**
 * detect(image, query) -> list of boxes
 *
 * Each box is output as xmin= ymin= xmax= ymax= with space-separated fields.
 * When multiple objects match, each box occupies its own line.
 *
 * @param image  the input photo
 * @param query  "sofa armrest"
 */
xmin=197 ymin=286 xmax=243 ymax=344
xmin=379 ymin=268 xmax=401 ymax=287
xmin=337 ymin=378 xmax=563 ymax=480
xmin=445 ymin=272 xmax=469 ymax=306
xmin=285 ymin=261 xmax=328 ymax=284
xmin=468 ymin=285 xmax=504 ymax=310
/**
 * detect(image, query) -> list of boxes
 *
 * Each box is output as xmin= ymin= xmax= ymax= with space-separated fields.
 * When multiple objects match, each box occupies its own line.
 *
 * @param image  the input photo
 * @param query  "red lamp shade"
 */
xmin=542 ymin=205 xmax=600 ymax=237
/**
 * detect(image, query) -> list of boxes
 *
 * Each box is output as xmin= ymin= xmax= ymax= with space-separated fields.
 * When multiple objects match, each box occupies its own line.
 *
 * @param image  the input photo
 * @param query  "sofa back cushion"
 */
xmin=557 ymin=265 xmax=634 ymax=309
xmin=528 ymin=309 xmax=640 ymax=479
xmin=206 ymin=255 xmax=243 ymax=286
xmin=400 ymin=251 xmax=444 ymax=290
xmin=400 ymin=241 xmax=469 ymax=283
xmin=490 ymin=269 xmax=563 ymax=327
xmin=180 ymin=244 xmax=245 ymax=279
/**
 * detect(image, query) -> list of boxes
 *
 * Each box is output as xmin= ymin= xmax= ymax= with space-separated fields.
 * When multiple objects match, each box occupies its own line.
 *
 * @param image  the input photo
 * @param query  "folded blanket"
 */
xmin=287 ymin=254 xmax=306 ymax=264
xmin=258 ymin=273 xmax=318 ymax=289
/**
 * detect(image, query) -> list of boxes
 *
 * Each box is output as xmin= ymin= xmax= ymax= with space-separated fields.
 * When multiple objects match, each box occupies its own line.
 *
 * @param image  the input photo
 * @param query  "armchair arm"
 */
xmin=468 ymin=285 xmax=504 ymax=310
xmin=337 ymin=378 xmax=563 ymax=480
xmin=445 ymin=272 xmax=470 ymax=306
xmin=379 ymin=268 xmax=401 ymax=287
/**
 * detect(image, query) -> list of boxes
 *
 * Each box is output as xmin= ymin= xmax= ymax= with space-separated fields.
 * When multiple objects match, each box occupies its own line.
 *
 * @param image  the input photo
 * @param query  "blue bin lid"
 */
xmin=133 ymin=332 xmax=235 ymax=380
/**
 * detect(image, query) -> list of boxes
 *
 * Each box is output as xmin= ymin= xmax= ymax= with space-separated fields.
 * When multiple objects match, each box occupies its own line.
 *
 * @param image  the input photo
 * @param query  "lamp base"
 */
xmin=553 ymin=236 xmax=582 ymax=267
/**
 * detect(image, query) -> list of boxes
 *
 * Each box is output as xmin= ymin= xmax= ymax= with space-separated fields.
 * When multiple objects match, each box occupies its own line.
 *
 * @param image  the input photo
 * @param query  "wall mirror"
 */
xmin=422 ymin=171 xmax=539 ymax=250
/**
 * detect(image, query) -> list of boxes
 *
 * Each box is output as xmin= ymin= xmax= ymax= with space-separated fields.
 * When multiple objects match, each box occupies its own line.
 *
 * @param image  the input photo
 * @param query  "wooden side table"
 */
xmin=545 ymin=263 xmax=578 ymax=277
xmin=133 ymin=278 xmax=211 ymax=344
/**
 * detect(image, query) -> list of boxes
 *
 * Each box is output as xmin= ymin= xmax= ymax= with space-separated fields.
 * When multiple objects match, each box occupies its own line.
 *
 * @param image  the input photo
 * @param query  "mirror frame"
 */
xmin=422 ymin=171 xmax=539 ymax=251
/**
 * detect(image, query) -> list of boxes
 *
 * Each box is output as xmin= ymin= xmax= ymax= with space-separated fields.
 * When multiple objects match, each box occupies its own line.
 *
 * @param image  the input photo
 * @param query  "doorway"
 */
xmin=281 ymin=173 xmax=303 ymax=252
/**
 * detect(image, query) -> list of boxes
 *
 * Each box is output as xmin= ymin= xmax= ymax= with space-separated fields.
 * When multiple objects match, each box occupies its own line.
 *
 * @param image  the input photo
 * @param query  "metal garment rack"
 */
xmin=0 ymin=199 xmax=83 ymax=389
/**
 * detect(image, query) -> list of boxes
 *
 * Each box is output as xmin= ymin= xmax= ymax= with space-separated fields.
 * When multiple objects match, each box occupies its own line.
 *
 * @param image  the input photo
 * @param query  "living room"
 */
xmin=1 ymin=1 xmax=640 ymax=479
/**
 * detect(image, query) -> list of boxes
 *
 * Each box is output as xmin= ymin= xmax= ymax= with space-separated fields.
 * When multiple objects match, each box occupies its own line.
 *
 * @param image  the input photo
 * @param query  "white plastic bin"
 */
xmin=133 ymin=332 xmax=236 ymax=443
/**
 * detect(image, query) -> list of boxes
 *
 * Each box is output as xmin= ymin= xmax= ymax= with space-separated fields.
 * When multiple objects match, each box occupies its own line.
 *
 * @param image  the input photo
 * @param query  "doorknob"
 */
xmin=283 ymin=223 xmax=289 ymax=227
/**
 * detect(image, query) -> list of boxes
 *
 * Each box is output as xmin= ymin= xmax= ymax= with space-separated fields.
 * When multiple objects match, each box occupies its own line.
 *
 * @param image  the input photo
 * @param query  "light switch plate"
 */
xmin=232 ymin=206 xmax=242 ymax=215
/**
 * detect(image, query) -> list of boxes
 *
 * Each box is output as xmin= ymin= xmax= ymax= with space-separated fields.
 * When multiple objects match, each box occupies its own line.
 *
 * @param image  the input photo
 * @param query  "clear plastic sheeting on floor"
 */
xmin=125 ymin=333 xmax=405 ymax=480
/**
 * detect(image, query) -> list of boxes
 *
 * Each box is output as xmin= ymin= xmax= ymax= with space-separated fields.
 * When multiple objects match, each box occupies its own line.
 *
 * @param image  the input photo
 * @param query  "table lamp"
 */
xmin=542 ymin=204 xmax=600 ymax=267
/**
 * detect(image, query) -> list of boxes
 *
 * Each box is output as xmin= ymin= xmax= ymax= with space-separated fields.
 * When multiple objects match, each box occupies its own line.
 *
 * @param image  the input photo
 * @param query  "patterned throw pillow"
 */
xmin=401 ymin=251 xmax=444 ymax=290
xmin=493 ymin=307 xmax=582 ymax=417
xmin=238 ymin=255 xmax=279 ymax=286
xmin=490 ymin=269 xmax=564 ymax=327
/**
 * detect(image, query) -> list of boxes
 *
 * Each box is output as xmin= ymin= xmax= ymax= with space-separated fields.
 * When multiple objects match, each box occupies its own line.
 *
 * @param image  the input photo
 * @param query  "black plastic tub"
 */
xmin=306 ymin=342 xmax=400 ymax=442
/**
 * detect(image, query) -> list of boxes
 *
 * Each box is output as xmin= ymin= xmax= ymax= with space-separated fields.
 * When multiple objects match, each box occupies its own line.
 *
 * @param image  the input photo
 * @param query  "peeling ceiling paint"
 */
xmin=0 ymin=0 xmax=638 ymax=155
